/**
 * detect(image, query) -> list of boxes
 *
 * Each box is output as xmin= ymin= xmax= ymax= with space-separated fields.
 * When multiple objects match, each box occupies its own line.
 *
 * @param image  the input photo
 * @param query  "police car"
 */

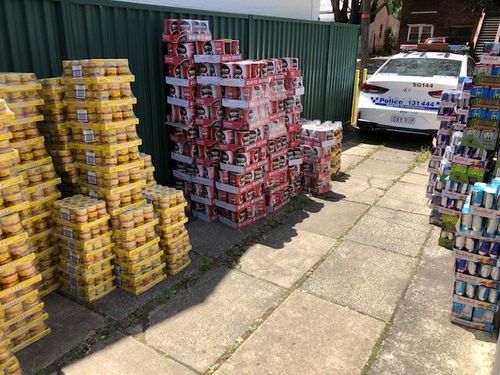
xmin=357 ymin=43 xmax=475 ymax=134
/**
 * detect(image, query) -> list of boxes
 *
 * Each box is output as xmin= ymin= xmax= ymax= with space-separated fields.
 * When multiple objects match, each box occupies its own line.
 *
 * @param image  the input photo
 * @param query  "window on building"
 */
xmin=448 ymin=26 xmax=472 ymax=44
xmin=407 ymin=24 xmax=434 ymax=43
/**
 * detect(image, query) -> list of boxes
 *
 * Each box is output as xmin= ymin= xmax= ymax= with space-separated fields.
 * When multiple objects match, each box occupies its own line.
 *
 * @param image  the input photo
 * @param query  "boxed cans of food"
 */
xmin=52 ymin=195 xmax=116 ymax=302
xmin=143 ymin=185 xmax=192 ymax=275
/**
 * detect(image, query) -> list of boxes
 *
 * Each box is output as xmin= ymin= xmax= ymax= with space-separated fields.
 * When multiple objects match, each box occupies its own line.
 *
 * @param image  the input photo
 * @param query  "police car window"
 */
xmin=378 ymin=58 xmax=462 ymax=77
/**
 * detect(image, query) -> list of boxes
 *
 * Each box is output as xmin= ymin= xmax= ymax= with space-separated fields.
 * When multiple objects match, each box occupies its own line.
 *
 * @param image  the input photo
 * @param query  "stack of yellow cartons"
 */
xmin=112 ymin=204 xmax=165 ymax=295
xmin=142 ymin=185 xmax=192 ymax=275
xmin=140 ymin=153 xmax=156 ymax=187
xmin=52 ymin=195 xmax=115 ymax=302
xmin=0 ymin=73 xmax=62 ymax=297
xmin=61 ymin=59 xmax=145 ymax=219
xmin=38 ymin=78 xmax=79 ymax=195
xmin=0 ymin=99 xmax=51 ymax=353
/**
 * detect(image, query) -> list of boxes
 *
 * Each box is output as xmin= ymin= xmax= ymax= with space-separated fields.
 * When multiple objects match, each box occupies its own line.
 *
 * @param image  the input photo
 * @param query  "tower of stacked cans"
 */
xmin=61 ymin=59 xmax=145 ymax=217
xmin=38 ymin=78 xmax=79 ymax=196
xmin=427 ymin=85 xmax=472 ymax=245
xmin=217 ymin=60 xmax=269 ymax=226
xmin=163 ymin=19 xmax=213 ymax=217
xmin=112 ymin=203 xmax=164 ymax=294
xmin=451 ymin=180 xmax=500 ymax=332
xmin=140 ymin=153 xmax=157 ymax=187
xmin=53 ymin=195 xmax=116 ymax=302
xmin=301 ymin=121 xmax=341 ymax=195
xmin=0 ymin=73 xmax=62 ymax=297
xmin=0 ymin=99 xmax=51 ymax=353
xmin=284 ymin=62 xmax=305 ymax=198
xmin=143 ymin=185 xmax=192 ymax=275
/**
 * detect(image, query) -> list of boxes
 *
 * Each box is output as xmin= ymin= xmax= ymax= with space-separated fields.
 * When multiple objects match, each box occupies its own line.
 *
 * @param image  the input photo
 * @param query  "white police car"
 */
xmin=357 ymin=48 xmax=474 ymax=134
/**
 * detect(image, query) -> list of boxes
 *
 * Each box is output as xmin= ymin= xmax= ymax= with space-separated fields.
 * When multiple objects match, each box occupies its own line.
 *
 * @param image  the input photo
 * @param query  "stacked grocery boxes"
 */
xmin=427 ymin=85 xmax=472 ymax=245
xmin=143 ymin=185 xmax=192 ymax=275
xmin=53 ymin=195 xmax=116 ymax=302
xmin=0 ymin=99 xmax=51 ymax=353
xmin=283 ymin=59 xmax=306 ymax=197
xmin=140 ymin=153 xmax=157 ymax=187
xmin=163 ymin=19 xmax=212 ymax=216
xmin=61 ymin=59 xmax=145 ymax=218
xmin=451 ymin=181 xmax=500 ymax=332
xmin=191 ymin=39 xmax=241 ymax=222
xmin=217 ymin=60 xmax=269 ymax=226
xmin=0 ymin=73 xmax=62 ymax=297
xmin=38 ymin=78 xmax=79 ymax=195
xmin=301 ymin=121 xmax=339 ymax=195
xmin=112 ymin=203 xmax=164 ymax=294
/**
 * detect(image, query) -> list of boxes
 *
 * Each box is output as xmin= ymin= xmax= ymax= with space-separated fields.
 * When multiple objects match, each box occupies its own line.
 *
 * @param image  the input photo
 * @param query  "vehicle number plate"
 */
xmin=391 ymin=114 xmax=415 ymax=125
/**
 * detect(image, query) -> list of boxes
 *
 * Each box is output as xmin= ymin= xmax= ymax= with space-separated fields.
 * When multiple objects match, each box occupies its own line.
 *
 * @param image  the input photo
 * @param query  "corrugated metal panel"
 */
xmin=0 ymin=0 xmax=65 ymax=77
xmin=0 ymin=0 xmax=358 ymax=183
xmin=249 ymin=16 xmax=332 ymax=120
xmin=323 ymin=23 xmax=359 ymax=121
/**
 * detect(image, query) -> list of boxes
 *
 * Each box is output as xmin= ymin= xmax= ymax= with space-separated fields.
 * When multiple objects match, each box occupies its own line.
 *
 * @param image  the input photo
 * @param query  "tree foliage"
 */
xmin=466 ymin=0 xmax=500 ymax=14
xmin=330 ymin=0 xmax=402 ymax=24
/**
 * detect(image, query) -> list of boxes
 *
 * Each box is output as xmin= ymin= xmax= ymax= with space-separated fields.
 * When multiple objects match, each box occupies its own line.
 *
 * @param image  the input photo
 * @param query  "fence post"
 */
xmin=351 ymin=69 xmax=360 ymax=126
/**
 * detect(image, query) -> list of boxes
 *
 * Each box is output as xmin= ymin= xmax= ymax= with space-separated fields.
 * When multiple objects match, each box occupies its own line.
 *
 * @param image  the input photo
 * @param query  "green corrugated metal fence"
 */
xmin=0 ymin=0 xmax=359 ymax=184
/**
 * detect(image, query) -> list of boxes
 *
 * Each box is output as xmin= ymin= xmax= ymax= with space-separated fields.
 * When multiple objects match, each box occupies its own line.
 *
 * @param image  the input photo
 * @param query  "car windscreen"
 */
xmin=377 ymin=58 xmax=462 ymax=77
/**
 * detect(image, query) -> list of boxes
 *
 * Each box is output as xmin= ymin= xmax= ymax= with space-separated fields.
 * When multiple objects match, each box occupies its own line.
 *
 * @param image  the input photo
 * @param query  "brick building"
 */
xmin=399 ymin=0 xmax=481 ymax=45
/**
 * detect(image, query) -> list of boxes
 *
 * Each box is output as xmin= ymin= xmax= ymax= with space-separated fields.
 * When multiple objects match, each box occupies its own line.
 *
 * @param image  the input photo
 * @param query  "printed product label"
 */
xmin=60 ymin=208 xmax=71 ymax=221
xmin=85 ymin=151 xmax=96 ymax=165
xmin=75 ymin=85 xmax=86 ymax=99
xmin=72 ymin=65 xmax=82 ymax=78
xmin=63 ymin=227 xmax=74 ymax=239
xmin=77 ymin=109 xmax=88 ymax=122
xmin=83 ymin=129 xmax=95 ymax=143
xmin=87 ymin=171 xmax=97 ymax=185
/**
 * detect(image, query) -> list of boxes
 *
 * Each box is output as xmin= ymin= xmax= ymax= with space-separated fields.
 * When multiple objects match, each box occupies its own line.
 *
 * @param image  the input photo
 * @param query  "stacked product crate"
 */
xmin=0 ymin=73 xmax=62 ymax=297
xmin=140 ymin=153 xmax=157 ymax=187
xmin=284 ymin=58 xmax=306 ymax=196
xmin=61 ymin=59 xmax=145 ymax=218
xmin=191 ymin=39 xmax=241 ymax=222
xmin=428 ymin=85 xmax=472 ymax=245
xmin=143 ymin=185 xmax=192 ymax=275
xmin=438 ymin=50 xmax=499 ymax=248
xmin=164 ymin=19 xmax=213 ymax=216
xmin=112 ymin=203 xmax=164 ymax=294
xmin=217 ymin=60 xmax=269 ymax=226
xmin=38 ymin=78 xmax=79 ymax=195
xmin=0 ymin=99 xmax=51 ymax=353
xmin=53 ymin=195 xmax=116 ymax=302
xmin=301 ymin=121 xmax=339 ymax=195
xmin=451 ymin=180 xmax=500 ymax=332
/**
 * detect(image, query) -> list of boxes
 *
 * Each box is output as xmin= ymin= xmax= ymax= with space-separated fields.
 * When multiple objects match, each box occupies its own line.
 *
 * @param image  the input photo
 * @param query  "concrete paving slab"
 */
xmin=369 ymin=229 xmax=496 ymax=375
xmin=370 ymin=148 xmax=417 ymax=164
xmin=218 ymin=291 xmax=385 ymax=375
xmin=400 ymin=172 xmax=429 ymax=186
xmin=346 ymin=206 xmax=431 ymax=257
xmin=288 ymin=198 xmax=368 ymax=239
xmin=93 ymin=252 xmax=206 ymax=320
xmin=331 ymin=175 xmax=387 ymax=205
xmin=17 ymin=293 xmax=105 ymax=372
xmin=188 ymin=220 xmax=248 ymax=259
xmin=342 ymin=142 xmax=381 ymax=157
xmin=63 ymin=333 xmax=195 ymax=375
xmin=303 ymin=240 xmax=417 ymax=321
xmin=239 ymin=225 xmax=334 ymax=288
xmin=348 ymin=158 xmax=409 ymax=189
xmin=145 ymin=267 xmax=284 ymax=373
xmin=341 ymin=154 xmax=364 ymax=172
xmin=411 ymin=161 xmax=430 ymax=176
xmin=377 ymin=181 xmax=431 ymax=216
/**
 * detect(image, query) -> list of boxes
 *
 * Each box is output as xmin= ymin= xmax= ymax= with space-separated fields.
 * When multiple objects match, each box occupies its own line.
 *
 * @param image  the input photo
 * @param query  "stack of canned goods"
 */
xmin=143 ymin=185 xmax=192 ymax=275
xmin=61 ymin=59 xmax=146 ymax=218
xmin=53 ymin=195 xmax=116 ymax=302
xmin=0 ymin=99 xmax=51 ymax=354
xmin=38 ymin=78 xmax=79 ymax=195
xmin=0 ymin=73 xmax=63 ymax=296
xmin=451 ymin=180 xmax=500 ymax=332
xmin=112 ymin=204 xmax=165 ymax=295
xmin=140 ymin=153 xmax=156 ymax=187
